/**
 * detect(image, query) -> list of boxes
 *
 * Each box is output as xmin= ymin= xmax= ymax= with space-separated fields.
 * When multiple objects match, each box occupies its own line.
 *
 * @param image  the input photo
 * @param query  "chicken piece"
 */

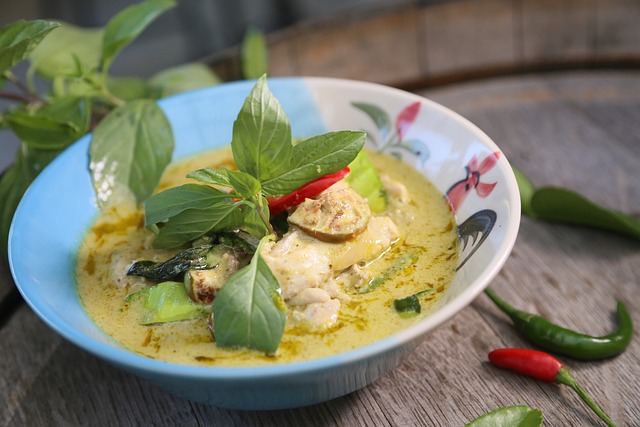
xmin=287 ymin=287 xmax=331 ymax=306
xmin=288 ymin=181 xmax=371 ymax=242
xmin=381 ymin=174 xmax=410 ymax=205
xmin=291 ymin=299 xmax=341 ymax=331
xmin=261 ymin=231 xmax=333 ymax=300
xmin=336 ymin=264 xmax=372 ymax=292
xmin=185 ymin=252 xmax=240 ymax=305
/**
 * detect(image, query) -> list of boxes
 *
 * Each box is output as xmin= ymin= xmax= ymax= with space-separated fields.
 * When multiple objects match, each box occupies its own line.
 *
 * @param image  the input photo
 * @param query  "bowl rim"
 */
xmin=9 ymin=76 xmax=521 ymax=380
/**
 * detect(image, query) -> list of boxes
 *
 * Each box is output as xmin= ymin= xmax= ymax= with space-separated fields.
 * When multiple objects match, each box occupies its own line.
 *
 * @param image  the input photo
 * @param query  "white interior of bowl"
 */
xmin=9 ymin=77 xmax=520 ymax=380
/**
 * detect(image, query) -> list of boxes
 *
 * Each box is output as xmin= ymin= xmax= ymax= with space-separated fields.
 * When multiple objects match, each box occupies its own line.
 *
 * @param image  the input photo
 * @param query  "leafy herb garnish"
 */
xmin=143 ymin=75 xmax=365 ymax=352
xmin=0 ymin=4 xmax=268 ymax=262
xmin=212 ymin=236 xmax=286 ymax=354
xmin=145 ymin=74 xmax=366 ymax=248
xmin=128 ymin=281 xmax=209 ymax=325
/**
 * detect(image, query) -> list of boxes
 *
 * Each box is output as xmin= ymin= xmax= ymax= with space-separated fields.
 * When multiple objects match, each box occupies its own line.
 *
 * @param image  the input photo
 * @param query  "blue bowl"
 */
xmin=9 ymin=78 xmax=520 ymax=409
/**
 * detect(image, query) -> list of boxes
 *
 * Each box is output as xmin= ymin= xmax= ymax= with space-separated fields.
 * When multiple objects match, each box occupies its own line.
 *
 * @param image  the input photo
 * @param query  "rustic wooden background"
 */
xmin=2 ymin=1 xmax=639 ymax=426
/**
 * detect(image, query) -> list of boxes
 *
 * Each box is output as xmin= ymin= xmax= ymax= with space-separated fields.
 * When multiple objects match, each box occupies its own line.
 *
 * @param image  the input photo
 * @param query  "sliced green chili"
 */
xmin=484 ymin=288 xmax=633 ymax=360
xmin=393 ymin=288 xmax=435 ymax=317
xmin=359 ymin=250 xmax=419 ymax=294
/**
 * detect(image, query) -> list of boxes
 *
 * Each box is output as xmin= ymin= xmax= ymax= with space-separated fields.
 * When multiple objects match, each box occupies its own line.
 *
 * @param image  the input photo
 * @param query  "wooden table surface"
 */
xmin=1 ymin=70 xmax=639 ymax=426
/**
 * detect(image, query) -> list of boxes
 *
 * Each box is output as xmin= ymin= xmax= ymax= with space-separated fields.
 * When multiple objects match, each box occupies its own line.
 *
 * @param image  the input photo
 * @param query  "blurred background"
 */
xmin=1 ymin=0 xmax=639 ymax=172
xmin=5 ymin=0 xmax=421 ymax=170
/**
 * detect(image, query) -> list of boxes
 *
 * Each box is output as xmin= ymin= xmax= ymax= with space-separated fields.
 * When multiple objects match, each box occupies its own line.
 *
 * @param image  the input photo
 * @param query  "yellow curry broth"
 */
xmin=76 ymin=148 xmax=459 ymax=366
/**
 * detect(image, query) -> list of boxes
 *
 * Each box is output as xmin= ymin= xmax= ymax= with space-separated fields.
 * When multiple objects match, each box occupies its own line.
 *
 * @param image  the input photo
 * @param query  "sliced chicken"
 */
xmin=185 ymin=252 xmax=240 ymax=305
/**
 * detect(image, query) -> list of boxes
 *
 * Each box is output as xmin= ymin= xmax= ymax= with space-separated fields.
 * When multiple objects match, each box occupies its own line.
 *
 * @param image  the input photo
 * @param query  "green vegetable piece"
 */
xmin=0 ymin=20 xmax=60 ymax=75
xmin=393 ymin=288 xmax=435 ymax=317
xmin=345 ymin=150 xmax=387 ymax=213
xmin=241 ymin=26 xmax=268 ymax=80
xmin=465 ymin=405 xmax=543 ymax=427
xmin=28 ymin=22 xmax=103 ymax=78
xmin=129 ymin=281 xmax=209 ymax=325
xmin=393 ymin=295 xmax=420 ymax=316
xmin=150 ymin=62 xmax=221 ymax=97
xmin=513 ymin=166 xmax=640 ymax=241
xmin=127 ymin=245 xmax=217 ymax=280
xmin=101 ymin=0 xmax=176 ymax=72
xmin=90 ymin=99 xmax=173 ymax=206
xmin=213 ymin=236 xmax=286 ymax=354
xmin=359 ymin=250 xmax=420 ymax=294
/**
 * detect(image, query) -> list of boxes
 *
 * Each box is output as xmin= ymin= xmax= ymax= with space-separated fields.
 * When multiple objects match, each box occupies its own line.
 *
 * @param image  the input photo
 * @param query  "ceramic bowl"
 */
xmin=9 ymin=77 xmax=520 ymax=410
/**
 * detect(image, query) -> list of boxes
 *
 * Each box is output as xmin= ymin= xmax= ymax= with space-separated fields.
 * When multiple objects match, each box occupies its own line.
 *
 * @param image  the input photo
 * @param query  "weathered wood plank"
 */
xmin=420 ymin=0 xmax=517 ymax=77
xmin=520 ymin=0 xmax=596 ymax=64
xmin=595 ymin=0 xmax=640 ymax=60
xmin=293 ymin=5 xmax=421 ymax=84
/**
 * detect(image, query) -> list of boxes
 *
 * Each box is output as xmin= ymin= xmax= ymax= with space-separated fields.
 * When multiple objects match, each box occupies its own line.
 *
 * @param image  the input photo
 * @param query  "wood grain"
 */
xmin=1 ymin=71 xmax=638 ymax=426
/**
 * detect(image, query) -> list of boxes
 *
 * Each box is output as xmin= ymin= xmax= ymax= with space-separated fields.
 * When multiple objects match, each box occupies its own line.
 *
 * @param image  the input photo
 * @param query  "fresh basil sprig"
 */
xmin=212 ymin=235 xmax=286 ymax=354
xmin=0 ymin=3 xmax=268 ymax=262
xmin=145 ymin=74 xmax=366 ymax=248
xmin=514 ymin=167 xmax=640 ymax=241
xmin=143 ymin=75 xmax=364 ymax=352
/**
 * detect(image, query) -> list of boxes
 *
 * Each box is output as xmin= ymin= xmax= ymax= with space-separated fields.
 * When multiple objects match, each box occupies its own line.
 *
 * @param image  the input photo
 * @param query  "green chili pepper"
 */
xmin=484 ymin=288 xmax=633 ymax=360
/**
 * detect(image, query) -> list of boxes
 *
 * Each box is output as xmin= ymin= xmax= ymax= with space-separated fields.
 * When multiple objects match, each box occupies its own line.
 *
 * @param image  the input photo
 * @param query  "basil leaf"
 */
xmin=465 ymin=405 xmax=543 ymax=427
xmin=145 ymin=183 xmax=232 ymax=226
xmin=127 ymin=245 xmax=214 ymax=280
xmin=90 ymin=99 xmax=173 ymax=206
xmin=101 ymin=0 xmax=176 ymax=71
xmin=152 ymin=201 xmax=244 ymax=249
xmin=187 ymin=167 xmax=231 ymax=187
xmin=514 ymin=167 xmax=640 ymax=241
xmin=28 ymin=22 xmax=103 ymax=78
xmin=261 ymin=130 xmax=366 ymax=196
xmin=0 ymin=20 xmax=60 ymax=75
xmin=108 ymin=76 xmax=157 ymax=101
xmin=241 ymin=26 xmax=267 ymax=80
xmin=227 ymin=169 xmax=261 ymax=199
xmin=128 ymin=281 xmax=209 ymax=325
xmin=213 ymin=236 xmax=286 ymax=353
xmin=241 ymin=196 xmax=271 ymax=239
xmin=232 ymin=74 xmax=292 ymax=182
xmin=7 ymin=96 xmax=90 ymax=150
xmin=51 ymin=74 xmax=99 ymax=98
xmin=150 ymin=62 xmax=221 ymax=97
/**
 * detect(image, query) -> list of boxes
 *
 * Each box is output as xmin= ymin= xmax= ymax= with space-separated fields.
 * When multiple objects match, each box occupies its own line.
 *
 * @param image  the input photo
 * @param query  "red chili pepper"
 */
xmin=488 ymin=348 xmax=617 ymax=427
xmin=267 ymin=167 xmax=350 ymax=216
